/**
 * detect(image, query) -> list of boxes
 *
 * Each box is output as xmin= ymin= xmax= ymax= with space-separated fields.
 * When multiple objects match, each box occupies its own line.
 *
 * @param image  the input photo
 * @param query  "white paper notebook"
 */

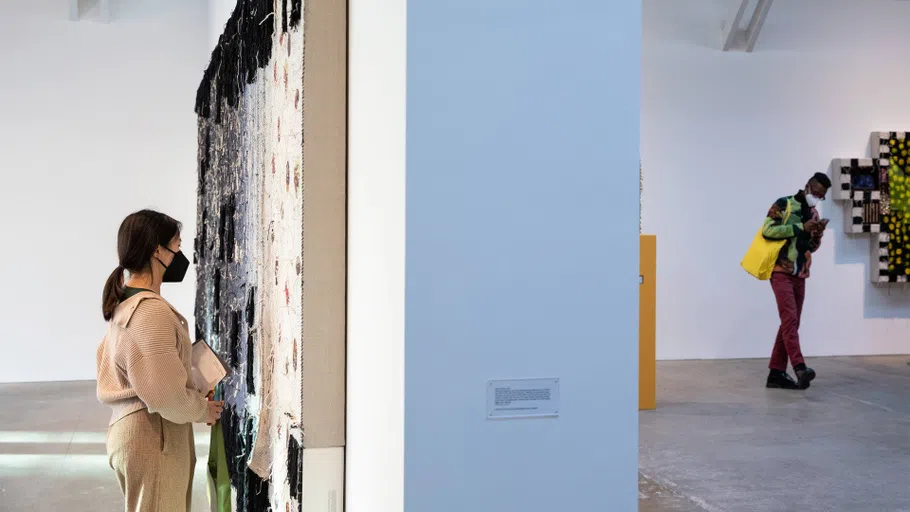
xmin=191 ymin=339 xmax=231 ymax=394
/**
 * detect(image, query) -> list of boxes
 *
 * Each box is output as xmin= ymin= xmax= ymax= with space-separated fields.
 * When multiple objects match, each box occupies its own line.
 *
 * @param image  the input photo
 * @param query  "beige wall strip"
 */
xmin=301 ymin=0 xmax=348 ymax=450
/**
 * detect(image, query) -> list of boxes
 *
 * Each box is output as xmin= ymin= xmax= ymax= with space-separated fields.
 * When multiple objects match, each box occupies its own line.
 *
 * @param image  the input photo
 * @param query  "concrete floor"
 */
xmin=0 ymin=380 xmax=212 ymax=512
xmin=1 ymin=357 xmax=908 ymax=511
xmin=640 ymin=356 xmax=910 ymax=512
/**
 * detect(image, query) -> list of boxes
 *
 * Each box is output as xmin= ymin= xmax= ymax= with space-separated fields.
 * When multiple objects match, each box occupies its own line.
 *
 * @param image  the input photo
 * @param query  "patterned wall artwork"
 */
xmin=194 ymin=0 xmax=304 ymax=510
xmin=831 ymin=132 xmax=910 ymax=284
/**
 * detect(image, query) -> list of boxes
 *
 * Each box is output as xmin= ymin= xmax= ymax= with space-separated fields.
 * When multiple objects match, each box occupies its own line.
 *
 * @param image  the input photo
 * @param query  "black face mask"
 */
xmin=157 ymin=247 xmax=190 ymax=283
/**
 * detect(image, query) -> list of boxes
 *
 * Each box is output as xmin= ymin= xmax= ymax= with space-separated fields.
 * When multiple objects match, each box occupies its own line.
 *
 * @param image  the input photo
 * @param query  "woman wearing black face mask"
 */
xmin=96 ymin=209 xmax=223 ymax=512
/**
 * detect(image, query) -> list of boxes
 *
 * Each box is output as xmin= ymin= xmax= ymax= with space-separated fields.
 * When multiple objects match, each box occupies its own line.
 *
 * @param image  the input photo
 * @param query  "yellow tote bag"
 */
xmin=741 ymin=202 xmax=791 ymax=280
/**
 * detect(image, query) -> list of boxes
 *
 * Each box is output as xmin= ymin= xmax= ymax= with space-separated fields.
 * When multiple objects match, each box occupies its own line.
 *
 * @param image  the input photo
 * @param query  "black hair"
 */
xmin=810 ymin=172 xmax=832 ymax=189
xmin=101 ymin=210 xmax=182 ymax=320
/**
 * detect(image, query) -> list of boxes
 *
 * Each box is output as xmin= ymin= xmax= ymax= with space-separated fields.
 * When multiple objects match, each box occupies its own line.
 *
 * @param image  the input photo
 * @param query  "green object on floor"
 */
xmin=206 ymin=386 xmax=232 ymax=512
xmin=207 ymin=420 xmax=232 ymax=512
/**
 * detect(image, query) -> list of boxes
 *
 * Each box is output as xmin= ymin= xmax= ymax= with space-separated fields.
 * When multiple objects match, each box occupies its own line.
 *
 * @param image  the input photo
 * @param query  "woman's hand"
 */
xmin=205 ymin=400 xmax=224 ymax=425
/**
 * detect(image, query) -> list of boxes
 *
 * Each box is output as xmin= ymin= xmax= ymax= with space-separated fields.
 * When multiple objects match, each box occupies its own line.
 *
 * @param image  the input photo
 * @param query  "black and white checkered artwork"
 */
xmin=831 ymin=131 xmax=910 ymax=284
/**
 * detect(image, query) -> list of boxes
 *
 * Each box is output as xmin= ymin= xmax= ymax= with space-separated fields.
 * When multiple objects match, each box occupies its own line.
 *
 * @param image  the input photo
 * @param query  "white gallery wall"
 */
xmin=208 ymin=0 xmax=235 ymax=48
xmin=0 ymin=0 xmax=210 ymax=382
xmin=643 ymin=0 xmax=910 ymax=360
xmin=346 ymin=0 xmax=406 ymax=506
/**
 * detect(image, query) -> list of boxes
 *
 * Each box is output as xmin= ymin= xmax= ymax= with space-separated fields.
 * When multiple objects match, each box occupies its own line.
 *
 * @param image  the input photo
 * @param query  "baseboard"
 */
xmin=302 ymin=447 xmax=344 ymax=512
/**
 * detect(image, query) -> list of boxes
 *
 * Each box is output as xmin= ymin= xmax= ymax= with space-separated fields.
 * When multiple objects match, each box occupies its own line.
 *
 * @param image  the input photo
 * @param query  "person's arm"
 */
xmin=762 ymin=198 xmax=805 ymax=240
xmin=124 ymin=299 xmax=208 ymax=424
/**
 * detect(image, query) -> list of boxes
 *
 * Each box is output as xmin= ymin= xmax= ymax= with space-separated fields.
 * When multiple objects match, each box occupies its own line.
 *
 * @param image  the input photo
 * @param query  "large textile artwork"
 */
xmin=194 ymin=0 xmax=304 ymax=509
xmin=831 ymin=132 xmax=910 ymax=284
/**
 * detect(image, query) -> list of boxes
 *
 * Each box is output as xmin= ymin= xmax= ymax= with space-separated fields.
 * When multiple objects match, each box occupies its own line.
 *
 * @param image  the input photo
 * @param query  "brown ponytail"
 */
xmin=102 ymin=266 xmax=126 ymax=321
xmin=100 ymin=210 xmax=182 ymax=321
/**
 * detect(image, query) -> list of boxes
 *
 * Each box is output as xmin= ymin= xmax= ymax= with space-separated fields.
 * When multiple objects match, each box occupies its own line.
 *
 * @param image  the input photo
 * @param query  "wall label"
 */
xmin=486 ymin=378 xmax=560 ymax=419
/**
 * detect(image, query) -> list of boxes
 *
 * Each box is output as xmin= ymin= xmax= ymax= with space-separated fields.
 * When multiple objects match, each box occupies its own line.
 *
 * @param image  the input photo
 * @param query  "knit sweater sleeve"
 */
xmin=124 ymin=299 xmax=208 ymax=424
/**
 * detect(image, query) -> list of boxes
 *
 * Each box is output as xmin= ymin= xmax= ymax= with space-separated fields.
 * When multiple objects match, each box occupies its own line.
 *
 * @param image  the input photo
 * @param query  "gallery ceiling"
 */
xmin=645 ymin=0 xmax=910 ymax=54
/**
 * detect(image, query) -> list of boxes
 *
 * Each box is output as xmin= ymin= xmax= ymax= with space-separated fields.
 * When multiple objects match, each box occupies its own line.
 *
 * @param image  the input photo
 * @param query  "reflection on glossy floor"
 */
xmin=0 ymin=380 xmax=211 ymax=512
xmin=640 ymin=356 xmax=910 ymax=512
xmin=2 ymin=356 xmax=909 ymax=511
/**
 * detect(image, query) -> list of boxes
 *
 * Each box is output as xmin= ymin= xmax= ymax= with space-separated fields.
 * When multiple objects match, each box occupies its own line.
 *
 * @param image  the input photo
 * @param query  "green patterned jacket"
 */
xmin=761 ymin=191 xmax=823 ymax=278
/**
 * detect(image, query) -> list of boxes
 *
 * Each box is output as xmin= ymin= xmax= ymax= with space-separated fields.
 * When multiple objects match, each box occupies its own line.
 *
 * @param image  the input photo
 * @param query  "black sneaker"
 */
xmin=796 ymin=368 xmax=816 ymax=389
xmin=766 ymin=370 xmax=799 ymax=389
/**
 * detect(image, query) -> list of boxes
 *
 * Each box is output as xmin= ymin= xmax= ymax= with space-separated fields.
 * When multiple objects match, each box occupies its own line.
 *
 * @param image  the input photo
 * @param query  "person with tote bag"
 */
xmin=742 ymin=173 xmax=830 ymax=390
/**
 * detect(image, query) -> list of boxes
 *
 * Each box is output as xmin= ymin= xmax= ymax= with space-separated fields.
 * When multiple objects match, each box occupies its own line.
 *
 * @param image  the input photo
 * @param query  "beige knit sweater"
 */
xmin=96 ymin=291 xmax=208 ymax=426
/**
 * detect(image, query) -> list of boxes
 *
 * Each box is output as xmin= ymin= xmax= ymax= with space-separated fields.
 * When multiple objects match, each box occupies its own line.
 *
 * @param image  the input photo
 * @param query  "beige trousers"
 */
xmin=106 ymin=409 xmax=196 ymax=512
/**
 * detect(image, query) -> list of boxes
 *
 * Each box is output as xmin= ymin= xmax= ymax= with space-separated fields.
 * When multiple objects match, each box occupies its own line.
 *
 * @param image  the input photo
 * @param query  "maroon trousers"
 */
xmin=769 ymin=272 xmax=806 ymax=371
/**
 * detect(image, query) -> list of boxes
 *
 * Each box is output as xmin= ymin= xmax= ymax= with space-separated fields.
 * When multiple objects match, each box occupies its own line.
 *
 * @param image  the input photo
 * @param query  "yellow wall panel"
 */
xmin=639 ymin=235 xmax=656 ymax=410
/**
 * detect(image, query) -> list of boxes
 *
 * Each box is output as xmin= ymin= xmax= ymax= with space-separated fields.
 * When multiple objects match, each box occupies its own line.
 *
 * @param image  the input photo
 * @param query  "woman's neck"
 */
xmin=125 ymin=273 xmax=162 ymax=295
